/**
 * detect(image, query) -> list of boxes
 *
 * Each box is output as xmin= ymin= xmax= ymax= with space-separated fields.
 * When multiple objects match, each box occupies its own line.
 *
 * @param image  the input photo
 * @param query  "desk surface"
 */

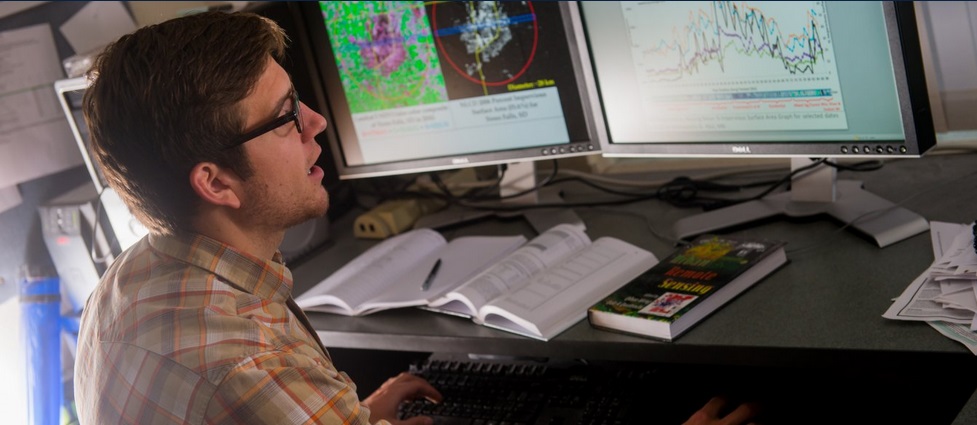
xmin=292 ymin=152 xmax=977 ymax=424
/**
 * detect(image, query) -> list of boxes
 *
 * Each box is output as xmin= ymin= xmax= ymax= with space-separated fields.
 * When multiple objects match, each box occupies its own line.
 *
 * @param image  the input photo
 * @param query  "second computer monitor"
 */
xmin=579 ymin=1 xmax=936 ymax=247
xmin=581 ymin=1 xmax=934 ymax=158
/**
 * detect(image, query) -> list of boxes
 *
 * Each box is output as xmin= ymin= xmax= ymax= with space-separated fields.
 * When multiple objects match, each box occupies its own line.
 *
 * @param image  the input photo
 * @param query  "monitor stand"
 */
xmin=413 ymin=161 xmax=585 ymax=234
xmin=672 ymin=158 xmax=929 ymax=248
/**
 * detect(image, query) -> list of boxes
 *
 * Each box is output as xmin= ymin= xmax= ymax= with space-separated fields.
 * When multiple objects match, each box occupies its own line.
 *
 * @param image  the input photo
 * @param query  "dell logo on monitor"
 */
xmin=731 ymin=146 xmax=752 ymax=154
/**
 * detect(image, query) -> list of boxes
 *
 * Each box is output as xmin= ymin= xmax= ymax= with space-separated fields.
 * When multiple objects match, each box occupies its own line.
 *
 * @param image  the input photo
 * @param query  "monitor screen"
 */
xmin=295 ymin=1 xmax=605 ymax=179
xmin=579 ymin=1 xmax=937 ymax=247
xmin=580 ymin=1 xmax=935 ymax=158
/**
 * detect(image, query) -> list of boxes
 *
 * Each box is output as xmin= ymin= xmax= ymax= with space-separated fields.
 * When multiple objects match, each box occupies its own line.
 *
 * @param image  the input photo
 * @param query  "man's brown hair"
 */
xmin=84 ymin=11 xmax=287 ymax=235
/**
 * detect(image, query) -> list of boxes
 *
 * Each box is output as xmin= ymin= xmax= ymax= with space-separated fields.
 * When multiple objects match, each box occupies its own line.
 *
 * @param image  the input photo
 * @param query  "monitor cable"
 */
xmin=88 ymin=187 xmax=115 ymax=268
xmin=389 ymin=158 xmax=890 ymax=216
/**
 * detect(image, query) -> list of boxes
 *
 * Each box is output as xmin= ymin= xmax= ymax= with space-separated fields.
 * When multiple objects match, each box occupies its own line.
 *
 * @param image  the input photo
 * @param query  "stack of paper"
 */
xmin=883 ymin=222 xmax=977 ymax=354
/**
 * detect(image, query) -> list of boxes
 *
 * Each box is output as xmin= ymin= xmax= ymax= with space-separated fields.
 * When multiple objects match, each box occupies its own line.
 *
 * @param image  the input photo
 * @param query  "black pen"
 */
xmin=421 ymin=259 xmax=441 ymax=291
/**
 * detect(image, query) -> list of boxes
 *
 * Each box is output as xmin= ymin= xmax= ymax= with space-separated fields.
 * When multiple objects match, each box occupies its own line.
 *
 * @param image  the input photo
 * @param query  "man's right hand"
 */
xmin=363 ymin=372 xmax=442 ymax=425
xmin=682 ymin=396 xmax=760 ymax=425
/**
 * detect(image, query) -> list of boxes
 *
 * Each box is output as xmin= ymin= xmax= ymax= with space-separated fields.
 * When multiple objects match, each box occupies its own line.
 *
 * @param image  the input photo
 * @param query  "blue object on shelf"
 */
xmin=20 ymin=275 xmax=62 ymax=425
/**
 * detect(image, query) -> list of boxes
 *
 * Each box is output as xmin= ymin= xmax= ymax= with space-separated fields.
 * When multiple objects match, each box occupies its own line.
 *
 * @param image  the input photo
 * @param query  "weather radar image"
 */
xmin=314 ymin=1 xmax=583 ymax=165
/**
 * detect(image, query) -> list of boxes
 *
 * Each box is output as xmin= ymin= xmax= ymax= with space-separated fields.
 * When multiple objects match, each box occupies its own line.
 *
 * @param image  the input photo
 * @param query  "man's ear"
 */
xmin=189 ymin=162 xmax=242 ymax=209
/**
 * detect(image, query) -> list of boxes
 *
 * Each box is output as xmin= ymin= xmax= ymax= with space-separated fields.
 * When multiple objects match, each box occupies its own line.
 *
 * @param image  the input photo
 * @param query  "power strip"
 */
xmin=354 ymin=168 xmax=480 ymax=239
xmin=353 ymin=198 xmax=445 ymax=239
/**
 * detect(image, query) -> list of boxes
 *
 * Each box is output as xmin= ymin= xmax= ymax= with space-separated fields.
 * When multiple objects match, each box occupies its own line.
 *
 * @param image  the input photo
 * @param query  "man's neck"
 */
xmin=191 ymin=213 xmax=284 ymax=260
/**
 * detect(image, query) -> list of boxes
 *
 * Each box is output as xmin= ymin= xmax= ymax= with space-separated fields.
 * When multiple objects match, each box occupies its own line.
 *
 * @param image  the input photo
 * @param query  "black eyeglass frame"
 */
xmin=226 ymin=91 xmax=303 ymax=148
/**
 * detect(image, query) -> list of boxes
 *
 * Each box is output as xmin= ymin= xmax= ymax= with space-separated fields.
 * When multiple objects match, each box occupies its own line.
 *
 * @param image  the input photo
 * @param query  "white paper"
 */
xmin=0 ymin=24 xmax=82 ymax=187
xmin=930 ymin=221 xmax=968 ymax=258
xmin=0 ymin=2 xmax=47 ymax=20
xmin=59 ymin=1 xmax=137 ymax=56
xmin=883 ymin=222 xmax=976 ymax=324
xmin=934 ymin=289 xmax=977 ymax=313
xmin=883 ymin=271 xmax=974 ymax=323
xmin=928 ymin=320 xmax=977 ymax=355
xmin=887 ymin=221 xmax=977 ymax=355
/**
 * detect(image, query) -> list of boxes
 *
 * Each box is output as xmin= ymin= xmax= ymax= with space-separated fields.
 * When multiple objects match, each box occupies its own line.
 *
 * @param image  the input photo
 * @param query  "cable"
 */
xmin=583 ymin=206 xmax=682 ymax=248
xmin=552 ymin=163 xmax=790 ymax=189
xmin=89 ymin=187 xmax=113 ymax=265
xmin=388 ymin=158 xmax=894 ymax=218
xmin=464 ymin=163 xmax=508 ymax=199
xmin=393 ymin=160 xmax=793 ymax=213
xmin=700 ymin=158 xmax=829 ymax=209
xmin=823 ymin=159 xmax=885 ymax=172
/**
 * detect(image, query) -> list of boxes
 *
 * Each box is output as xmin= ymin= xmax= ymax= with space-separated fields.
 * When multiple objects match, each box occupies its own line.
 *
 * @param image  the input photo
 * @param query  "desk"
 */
xmin=292 ymin=152 xmax=977 ymax=424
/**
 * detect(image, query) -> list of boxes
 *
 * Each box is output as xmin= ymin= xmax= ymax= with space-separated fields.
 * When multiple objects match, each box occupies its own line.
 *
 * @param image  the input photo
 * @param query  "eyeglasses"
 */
xmin=226 ymin=91 xmax=303 ymax=148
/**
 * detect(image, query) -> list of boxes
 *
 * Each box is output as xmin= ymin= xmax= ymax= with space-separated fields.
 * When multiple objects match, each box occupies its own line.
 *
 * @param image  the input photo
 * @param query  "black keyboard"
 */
xmin=398 ymin=355 xmax=712 ymax=425
xmin=397 ymin=353 xmax=970 ymax=425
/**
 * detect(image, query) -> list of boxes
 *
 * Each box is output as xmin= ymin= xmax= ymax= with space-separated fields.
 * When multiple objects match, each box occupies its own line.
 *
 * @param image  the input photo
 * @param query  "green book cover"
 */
xmin=588 ymin=234 xmax=787 ymax=341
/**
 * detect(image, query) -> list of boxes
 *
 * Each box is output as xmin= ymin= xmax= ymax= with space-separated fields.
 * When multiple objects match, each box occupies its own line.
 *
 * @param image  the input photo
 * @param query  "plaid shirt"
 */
xmin=75 ymin=233 xmax=383 ymax=424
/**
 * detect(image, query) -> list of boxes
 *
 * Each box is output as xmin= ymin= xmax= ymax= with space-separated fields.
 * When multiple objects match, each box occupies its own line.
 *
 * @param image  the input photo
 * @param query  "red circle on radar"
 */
xmin=431 ymin=2 xmax=539 ymax=87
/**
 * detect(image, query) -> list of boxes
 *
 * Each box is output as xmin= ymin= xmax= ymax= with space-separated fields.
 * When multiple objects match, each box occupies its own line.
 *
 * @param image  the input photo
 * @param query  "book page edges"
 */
xmin=588 ymin=247 xmax=787 ymax=340
xmin=479 ymin=239 xmax=657 ymax=341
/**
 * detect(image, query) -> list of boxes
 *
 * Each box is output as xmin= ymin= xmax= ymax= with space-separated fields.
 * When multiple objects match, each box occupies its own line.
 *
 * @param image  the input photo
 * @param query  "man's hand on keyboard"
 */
xmin=682 ymin=396 xmax=760 ymax=425
xmin=364 ymin=372 xmax=443 ymax=425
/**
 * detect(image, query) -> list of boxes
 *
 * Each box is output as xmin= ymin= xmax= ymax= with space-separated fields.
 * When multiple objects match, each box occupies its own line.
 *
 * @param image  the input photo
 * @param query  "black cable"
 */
xmin=823 ymin=159 xmax=885 ymax=172
xmin=464 ymin=163 xmax=508 ymax=199
xmin=703 ymin=158 xmax=830 ymax=209
xmin=492 ymin=159 xmax=559 ymax=201
xmin=442 ymin=160 xmax=561 ymax=203
xmin=349 ymin=173 xmax=424 ymax=210
xmin=383 ymin=158 xmax=889 ymax=215
xmin=428 ymin=172 xmax=457 ymax=202
xmin=89 ymin=187 xmax=112 ymax=265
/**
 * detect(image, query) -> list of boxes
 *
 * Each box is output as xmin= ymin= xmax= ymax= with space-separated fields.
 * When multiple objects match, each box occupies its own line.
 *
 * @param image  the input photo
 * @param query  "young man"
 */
xmin=75 ymin=10 xmax=756 ymax=425
xmin=75 ymin=10 xmax=439 ymax=425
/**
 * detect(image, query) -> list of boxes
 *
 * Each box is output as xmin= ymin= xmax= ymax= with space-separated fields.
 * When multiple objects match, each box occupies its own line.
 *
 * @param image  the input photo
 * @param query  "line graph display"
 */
xmin=622 ymin=1 xmax=848 ymax=133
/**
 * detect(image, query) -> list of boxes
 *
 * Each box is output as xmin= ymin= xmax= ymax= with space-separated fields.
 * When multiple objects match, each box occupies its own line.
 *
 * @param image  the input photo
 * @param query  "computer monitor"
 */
xmin=579 ymin=1 xmax=936 ymax=247
xmin=294 ymin=1 xmax=605 ymax=231
xmin=54 ymin=76 xmax=149 ymax=253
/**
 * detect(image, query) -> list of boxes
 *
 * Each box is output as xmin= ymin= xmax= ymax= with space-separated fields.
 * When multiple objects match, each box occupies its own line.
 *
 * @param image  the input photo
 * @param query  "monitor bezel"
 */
xmin=293 ymin=1 xmax=606 ymax=180
xmin=581 ymin=1 xmax=936 ymax=159
xmin=54 ymin=76 xmax=105 ymax=191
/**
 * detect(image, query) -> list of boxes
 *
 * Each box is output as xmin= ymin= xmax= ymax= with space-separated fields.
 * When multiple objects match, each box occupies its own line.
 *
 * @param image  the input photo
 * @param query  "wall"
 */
xmin=918 ymin=2 xmax=977 ymax=134
xmin=0 ymin=2 xmax=94 ymax=301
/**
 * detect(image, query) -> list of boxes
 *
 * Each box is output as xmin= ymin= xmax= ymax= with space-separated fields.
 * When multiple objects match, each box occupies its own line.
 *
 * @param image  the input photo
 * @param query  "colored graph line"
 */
xmin=639 ymin=1 xmax=829 ymax=81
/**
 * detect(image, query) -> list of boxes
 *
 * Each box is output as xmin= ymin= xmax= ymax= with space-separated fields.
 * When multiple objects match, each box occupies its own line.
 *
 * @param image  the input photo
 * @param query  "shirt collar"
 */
xmin=148 ymin=232 xmax=293 ymax=302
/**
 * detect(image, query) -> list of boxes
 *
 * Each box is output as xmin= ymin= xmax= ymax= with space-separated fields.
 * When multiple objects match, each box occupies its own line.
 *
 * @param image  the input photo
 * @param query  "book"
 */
xmin=423 ymin=223 xmax=657 ymax=341
xmin=294 ymin=228 xmax=527 ymax=316
xmin=587 ymin=234 xmax=787 ymax=342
